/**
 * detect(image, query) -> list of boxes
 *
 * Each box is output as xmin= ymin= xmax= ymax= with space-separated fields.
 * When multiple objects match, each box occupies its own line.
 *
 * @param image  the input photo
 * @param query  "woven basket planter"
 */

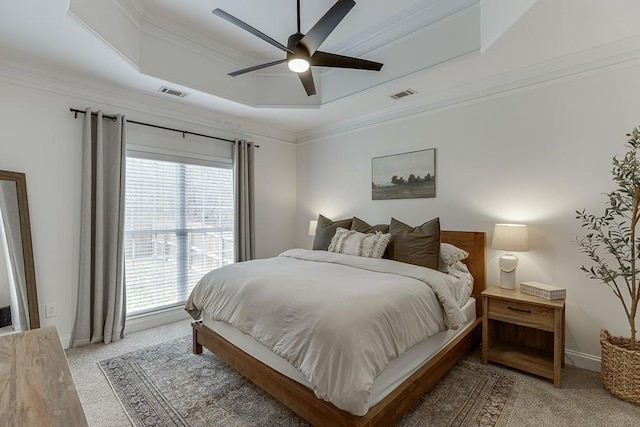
xmin=600 ymin=329 xmax=640 ymax=404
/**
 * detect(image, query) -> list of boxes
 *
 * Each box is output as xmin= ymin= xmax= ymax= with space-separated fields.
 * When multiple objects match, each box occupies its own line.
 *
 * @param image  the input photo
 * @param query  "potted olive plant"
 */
xmin=576 ymin=127 xmax=640 ymax=404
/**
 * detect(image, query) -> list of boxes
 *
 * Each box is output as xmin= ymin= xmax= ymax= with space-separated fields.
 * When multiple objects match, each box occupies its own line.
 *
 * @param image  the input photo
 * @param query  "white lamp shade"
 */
xmin=308 ymin=220 xmax=318 ymax=236
xmin=491 ymin=224 xmax=529 ymax=252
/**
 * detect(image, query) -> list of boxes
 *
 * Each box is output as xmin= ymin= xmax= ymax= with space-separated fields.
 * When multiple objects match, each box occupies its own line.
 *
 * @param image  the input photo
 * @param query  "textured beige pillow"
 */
xmin=328 ymin=227 xmax=391 ymax=258
xmin=312 ymin=214 xmax=353 ymax=250
xmin=386 ymin=217 xmax=440 ymax=270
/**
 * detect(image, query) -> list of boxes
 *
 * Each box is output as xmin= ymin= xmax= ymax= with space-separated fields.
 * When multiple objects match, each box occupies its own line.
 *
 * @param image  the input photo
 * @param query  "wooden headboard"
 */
xmin=441 ymin=231 xmax=486 ymax=317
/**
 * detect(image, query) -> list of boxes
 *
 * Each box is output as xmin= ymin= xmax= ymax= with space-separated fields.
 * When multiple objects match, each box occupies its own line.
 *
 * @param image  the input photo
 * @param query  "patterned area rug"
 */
xmin=99 ymin=336 xmax=522 ymax=427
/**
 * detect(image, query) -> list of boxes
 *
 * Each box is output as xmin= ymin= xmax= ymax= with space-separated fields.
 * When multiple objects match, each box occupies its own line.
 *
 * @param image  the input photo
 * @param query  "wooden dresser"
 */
xmin=0 ymin=326 xmax=88 ymax=426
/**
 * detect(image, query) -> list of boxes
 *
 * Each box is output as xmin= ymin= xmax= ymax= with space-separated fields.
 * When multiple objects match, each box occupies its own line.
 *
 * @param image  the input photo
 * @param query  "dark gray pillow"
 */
xmin=351 ymin=217 xmax=390 ymax=234
xmin=312 ymin=214 xmax=353 ymax=250
xmin=386 ymin=217 xmax=440 ymax=270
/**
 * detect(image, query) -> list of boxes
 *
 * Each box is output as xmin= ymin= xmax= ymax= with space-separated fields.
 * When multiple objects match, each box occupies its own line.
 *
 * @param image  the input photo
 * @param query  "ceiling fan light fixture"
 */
xmin=288 ymin=58 xmax=310 ymax=73
xmin=214 ymin=0 xmax=382 ymax=96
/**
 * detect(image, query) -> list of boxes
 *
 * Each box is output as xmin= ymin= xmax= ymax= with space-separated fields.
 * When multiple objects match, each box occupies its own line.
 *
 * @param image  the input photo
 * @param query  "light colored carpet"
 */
xmin=66 ymin=320 xmax=640 ymax=427
xmin=66 ymin=320 xmax=192 ymax=427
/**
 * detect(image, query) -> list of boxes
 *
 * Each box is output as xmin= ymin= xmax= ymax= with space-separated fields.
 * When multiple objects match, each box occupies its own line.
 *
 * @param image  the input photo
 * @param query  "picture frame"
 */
xmin=372 ymin=148 xmax=436 ymax=200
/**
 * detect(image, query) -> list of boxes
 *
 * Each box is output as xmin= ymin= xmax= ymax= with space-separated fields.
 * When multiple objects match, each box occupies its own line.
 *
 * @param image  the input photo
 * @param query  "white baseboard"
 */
xmin=61 ymin=308 xmax=605 ymax=374
xmin=565 ymin=349 xmax=601 ymax=372
xmin=59 ymin=307 xmax=190 ymax=349
xmin=60 ymin=333 xmax=72 ymax=349
xmin=125 ymin=306 xmax=191 ymax=335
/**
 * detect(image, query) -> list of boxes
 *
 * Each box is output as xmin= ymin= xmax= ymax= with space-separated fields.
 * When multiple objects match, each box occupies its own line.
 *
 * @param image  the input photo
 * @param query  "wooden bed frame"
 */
xmin=192 ymin=231 xmax=486 ymax=426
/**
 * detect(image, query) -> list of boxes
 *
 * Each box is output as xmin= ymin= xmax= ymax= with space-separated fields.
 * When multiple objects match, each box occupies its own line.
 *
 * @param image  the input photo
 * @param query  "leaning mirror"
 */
xmin=0 ymin=170 xmax=39 ymax=334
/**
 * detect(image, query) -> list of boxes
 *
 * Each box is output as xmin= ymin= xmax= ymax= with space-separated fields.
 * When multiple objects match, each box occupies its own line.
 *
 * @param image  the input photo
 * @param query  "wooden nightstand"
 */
xmin=482 ymin=286 xmax=565 ymax=387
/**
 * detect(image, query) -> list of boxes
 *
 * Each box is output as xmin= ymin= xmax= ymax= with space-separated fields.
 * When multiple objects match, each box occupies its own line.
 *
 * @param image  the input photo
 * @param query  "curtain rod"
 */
xmin=69 ymin=108 xmax=259 ymax=148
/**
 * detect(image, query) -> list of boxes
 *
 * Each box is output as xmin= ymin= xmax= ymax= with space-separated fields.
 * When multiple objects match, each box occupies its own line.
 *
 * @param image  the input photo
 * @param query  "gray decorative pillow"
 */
xmin=351 ymin=217 xmax=390 ymax=234
xmin=386 ymin=217 xmax=440 ymax=270
xmin=440 ymin=243 xmax=469 ymax=273
xmin=312 ymin=214 xmax=353 ymax=250
xmin=328 ymin=227 xmax=391 ymax=258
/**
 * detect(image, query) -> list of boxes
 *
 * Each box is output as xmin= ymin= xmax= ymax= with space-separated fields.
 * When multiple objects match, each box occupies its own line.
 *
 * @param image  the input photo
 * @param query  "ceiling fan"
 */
xmin=212 ymin=0 xmax=383 ymax=96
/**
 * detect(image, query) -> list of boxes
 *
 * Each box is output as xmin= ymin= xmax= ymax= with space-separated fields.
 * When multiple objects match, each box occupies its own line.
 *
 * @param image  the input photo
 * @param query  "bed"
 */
xmin=189 ymin=230 xmax=486 ymax=426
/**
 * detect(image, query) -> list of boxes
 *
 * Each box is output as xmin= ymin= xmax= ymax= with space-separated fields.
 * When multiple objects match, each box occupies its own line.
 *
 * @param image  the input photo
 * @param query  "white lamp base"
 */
xmin=500 ymin=270 xmax=517 ymax=289
xmin=498 ymin=254 xmax=518 ymax=289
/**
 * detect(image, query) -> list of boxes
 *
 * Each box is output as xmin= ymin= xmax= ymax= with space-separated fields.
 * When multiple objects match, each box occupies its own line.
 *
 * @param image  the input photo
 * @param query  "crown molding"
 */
xmin=335 ymin=0 xmax=478 ymax=57
xmin=140 ymin=19 xmax=245 ymax=68
xmin=66 ymin=15 xmax=140 ymax=73
xmin=321 ymin=2 xmax=480 ymax=80
xmin=119 ymin=0 xmax=479 ymax=76
xmin=296 ymin=34 xmax=640 ymax=144
xmin=0 ymin=60 xmax=296 ymax=145
xmin=113 ymin=0 xmax=144 ymax=30
xmin=66 ymin=0 xmax=484 ymax=107
xmin=139 ymin=8 xmax=252 ymax=67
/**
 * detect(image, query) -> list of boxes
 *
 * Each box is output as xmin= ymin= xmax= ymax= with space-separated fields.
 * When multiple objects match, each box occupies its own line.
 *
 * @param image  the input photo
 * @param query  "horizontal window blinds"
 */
xmin=124 ymin=155 xmax=234 ymax=316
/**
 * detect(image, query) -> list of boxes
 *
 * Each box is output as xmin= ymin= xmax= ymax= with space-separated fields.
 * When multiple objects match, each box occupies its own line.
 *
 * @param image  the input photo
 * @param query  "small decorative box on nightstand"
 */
xmin=520 ymin=281 xmax=566 ymax=300
xmin=482 ymin=286 xmax=565 ymax=387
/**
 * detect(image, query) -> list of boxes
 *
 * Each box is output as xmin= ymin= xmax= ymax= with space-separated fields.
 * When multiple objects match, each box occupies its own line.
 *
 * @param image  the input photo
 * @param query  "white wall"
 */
xmin=0 ymin=78 xmax=296 ymax=346
xmin=295 ymin=61 xmax=640 ymax=369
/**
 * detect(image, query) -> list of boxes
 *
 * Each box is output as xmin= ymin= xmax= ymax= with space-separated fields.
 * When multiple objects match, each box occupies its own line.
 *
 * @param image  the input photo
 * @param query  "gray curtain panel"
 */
xmin=233 ymin=139 xmax=255 ymax=262
xmin=71 ymin=108 xmax=127 ymax=347
xmin=0 ymin=181 xmax=29 ymax=331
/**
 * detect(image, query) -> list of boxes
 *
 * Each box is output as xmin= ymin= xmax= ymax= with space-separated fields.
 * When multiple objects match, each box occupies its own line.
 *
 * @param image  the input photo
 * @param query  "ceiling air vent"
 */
xmin=158 ymin=86 xmax=189 ymax=98
xmin=390 ymin=89 xmax=417 ymax=100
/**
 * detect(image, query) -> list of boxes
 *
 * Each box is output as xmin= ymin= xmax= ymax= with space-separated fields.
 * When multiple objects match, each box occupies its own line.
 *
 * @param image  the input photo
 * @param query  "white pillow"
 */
xmin=439 ymin=243 xmax=469 ymax=273
xmin=447 ymin=261 xmax=474 ymax=307
xmin=328 ymin=227 xmax=391 ymax=258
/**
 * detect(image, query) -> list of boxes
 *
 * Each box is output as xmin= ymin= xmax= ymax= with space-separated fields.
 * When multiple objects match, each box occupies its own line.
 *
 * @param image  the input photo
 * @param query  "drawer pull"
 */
xmin=507 ymin=306 xmax=531 ymax=313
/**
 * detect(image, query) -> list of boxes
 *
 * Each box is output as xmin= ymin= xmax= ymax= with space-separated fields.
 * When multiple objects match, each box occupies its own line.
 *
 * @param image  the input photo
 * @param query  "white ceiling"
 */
xmin=2 ymin=1 xmax=640 ymax=141
xmin=64 ymin=0 xmax=490 ymax=108
xmin=141 ymin=0 xmax=424 ymax=56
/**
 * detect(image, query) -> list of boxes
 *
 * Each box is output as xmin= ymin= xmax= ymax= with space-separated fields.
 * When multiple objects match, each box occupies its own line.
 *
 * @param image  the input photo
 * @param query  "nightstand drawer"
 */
xmin=488 ymin=298 xmax=555 ymax=331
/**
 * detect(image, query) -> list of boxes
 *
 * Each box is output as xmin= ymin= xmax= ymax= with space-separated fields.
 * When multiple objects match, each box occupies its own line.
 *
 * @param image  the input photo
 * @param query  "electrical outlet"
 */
xmin=45 ymin=303 xmax=57 ymax=318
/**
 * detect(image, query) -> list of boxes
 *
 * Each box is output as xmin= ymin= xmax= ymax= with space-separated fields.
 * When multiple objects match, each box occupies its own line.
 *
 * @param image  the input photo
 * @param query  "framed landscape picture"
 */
xmin=372 ymin=148 xmax=436 ymax=200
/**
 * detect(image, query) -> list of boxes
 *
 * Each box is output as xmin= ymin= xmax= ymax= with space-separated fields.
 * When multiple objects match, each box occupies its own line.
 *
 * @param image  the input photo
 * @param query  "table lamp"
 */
xmin=308 ymin=220 xmax=317 ymax=237
xmin=491 ymin=224 xmax=529 ymax=289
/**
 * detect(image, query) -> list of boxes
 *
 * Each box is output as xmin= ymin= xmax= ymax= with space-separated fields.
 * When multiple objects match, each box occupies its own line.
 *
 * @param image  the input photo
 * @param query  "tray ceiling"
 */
xmin=3 ymin=1 xmax=638 ymax=138
xmin=68 ymin=0 xmax=486 ymax=107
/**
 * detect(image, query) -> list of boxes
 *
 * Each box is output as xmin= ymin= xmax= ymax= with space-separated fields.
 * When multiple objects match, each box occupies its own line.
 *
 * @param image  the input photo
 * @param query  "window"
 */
xmin=124 ymin=151 xmax=233 ymax=316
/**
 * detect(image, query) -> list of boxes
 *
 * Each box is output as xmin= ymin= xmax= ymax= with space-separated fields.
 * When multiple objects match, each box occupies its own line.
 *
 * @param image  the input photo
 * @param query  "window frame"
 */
xmin=124 ymin=146 xmax=233 ymax=317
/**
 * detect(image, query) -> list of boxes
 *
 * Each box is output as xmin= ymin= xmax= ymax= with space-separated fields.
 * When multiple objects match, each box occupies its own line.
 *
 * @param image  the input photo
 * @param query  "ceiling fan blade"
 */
xmin=298 ymin=70 xmax=316 ymax=96
xmin=228 ymin=59 xmax=288 ymax=77
xmin=311 ymin=51 xmax=383 ymax=71
xmin=213 ymin=9 xmax=294 ymax=54
xmin=300 ymin=0 xmax=355 ymax=55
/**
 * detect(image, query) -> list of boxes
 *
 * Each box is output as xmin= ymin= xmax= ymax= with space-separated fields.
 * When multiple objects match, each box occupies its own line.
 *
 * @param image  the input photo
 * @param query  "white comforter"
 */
xmin=185 ymin=249 xmax=465 ymax=416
